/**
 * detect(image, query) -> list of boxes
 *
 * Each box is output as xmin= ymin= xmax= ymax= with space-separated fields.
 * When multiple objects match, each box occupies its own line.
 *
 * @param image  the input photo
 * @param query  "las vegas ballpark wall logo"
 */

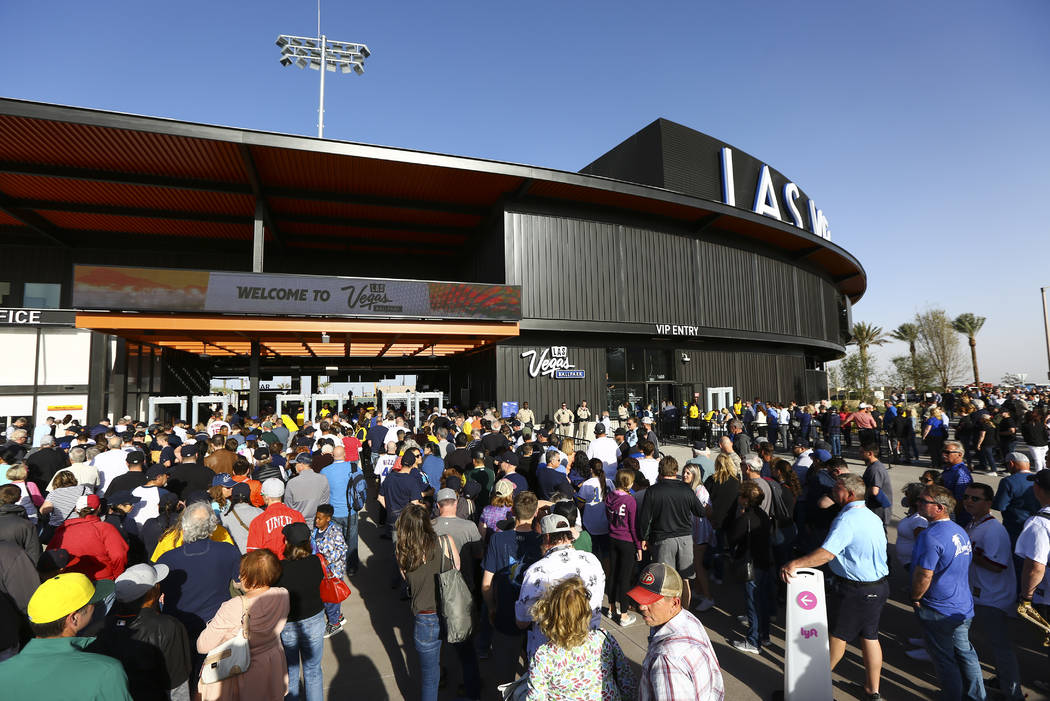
xmin=520 ymin=347 xmax=585 ymax=380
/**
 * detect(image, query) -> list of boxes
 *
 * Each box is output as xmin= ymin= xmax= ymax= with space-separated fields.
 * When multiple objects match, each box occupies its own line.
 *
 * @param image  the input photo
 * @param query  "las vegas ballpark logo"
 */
xmin=640 ymin=571 xmax=656 ymax=585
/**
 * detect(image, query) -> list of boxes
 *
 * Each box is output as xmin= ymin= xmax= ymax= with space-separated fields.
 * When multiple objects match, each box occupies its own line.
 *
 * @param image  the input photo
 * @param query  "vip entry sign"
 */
xmin=785 ymin=567 xmax=832 ymax=701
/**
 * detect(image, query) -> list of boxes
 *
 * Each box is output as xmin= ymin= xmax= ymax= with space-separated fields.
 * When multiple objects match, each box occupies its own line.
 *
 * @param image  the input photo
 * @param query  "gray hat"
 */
xmin=115 ymin=563 xmax=169 ymax=603
xmin=539 ymin=514 xmax=573 ymax=535
xmin=435 ymin=488 xmax=458 ymax=502
xmin=261 ymin=478 xmax=285 ymax=498
xmin=1006 ymin=451 xmax=1030 ymax=464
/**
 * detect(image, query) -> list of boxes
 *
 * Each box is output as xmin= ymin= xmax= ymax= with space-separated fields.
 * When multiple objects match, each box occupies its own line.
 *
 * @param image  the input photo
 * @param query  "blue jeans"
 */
xmin=323 ymin=601 xmax=342 ymax=625
xmin=745 ymin=568 xmax=773 ymax=646
xmin=281 ymin=611 xmax=326 ymax=701
xmin=414 ymin=612 xmax=442 ymax=701
xmin=332 ymin=512 xmax=360 ymax=572
xmin=972 ymin=605 xmax=1023 ymax=701
xmin=830 ymin=434 xmax=841 ymax=457
xmin=917 ymin=606 xmax=986 ymax=701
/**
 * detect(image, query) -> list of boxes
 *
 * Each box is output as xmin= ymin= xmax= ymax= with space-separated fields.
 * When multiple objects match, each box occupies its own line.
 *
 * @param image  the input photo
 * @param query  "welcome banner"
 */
xmin=73 ymin=265 xmax=522 ymax=321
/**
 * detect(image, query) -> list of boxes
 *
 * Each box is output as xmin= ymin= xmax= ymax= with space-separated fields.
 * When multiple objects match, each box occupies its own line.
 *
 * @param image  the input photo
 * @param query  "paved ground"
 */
xmin=317 ymin=445 xmax=1050 ymax=700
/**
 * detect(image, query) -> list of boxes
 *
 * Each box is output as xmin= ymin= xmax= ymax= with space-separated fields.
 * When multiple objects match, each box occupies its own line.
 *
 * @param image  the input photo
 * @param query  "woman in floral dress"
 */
xmin=526 ymin=576 xmax=636 ymax=700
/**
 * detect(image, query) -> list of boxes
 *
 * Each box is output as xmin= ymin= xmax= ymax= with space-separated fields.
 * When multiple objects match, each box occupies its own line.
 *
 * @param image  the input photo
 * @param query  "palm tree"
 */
xmin=848 ymin=322 xmax=888 ymax=393
xmin=952 ymin=313 xmax=987 ymax=386
xmin=890 ymin=323 xmax=921 ymax=388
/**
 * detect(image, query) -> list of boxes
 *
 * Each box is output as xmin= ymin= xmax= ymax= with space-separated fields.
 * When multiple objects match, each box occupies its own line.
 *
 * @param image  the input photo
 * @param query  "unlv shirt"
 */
xmin=246 ymin=502 xmax=306 ymax=559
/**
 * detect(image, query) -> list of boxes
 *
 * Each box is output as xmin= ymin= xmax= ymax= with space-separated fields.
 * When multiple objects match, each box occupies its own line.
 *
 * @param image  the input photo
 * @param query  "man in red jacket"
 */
xmin=246 ymin=478 xmax=305 ymax=559
xmin=47 ymin=494 xmax=128 ymax=581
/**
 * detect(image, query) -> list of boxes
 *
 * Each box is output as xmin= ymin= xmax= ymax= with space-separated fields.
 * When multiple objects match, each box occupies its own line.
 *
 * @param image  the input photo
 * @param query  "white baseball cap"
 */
xmin=261 ymin=478 xmax=285 ymax=498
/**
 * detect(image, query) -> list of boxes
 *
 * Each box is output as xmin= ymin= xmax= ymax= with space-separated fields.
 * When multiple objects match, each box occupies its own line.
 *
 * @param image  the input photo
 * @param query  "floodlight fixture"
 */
xmin=275 ymin=32 xmax=371 ymax=138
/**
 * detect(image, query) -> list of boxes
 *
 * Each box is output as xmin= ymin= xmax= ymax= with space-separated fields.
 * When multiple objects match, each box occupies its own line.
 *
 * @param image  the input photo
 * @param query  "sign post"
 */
xmin=784 ymin=567 xmax=832 ymax=701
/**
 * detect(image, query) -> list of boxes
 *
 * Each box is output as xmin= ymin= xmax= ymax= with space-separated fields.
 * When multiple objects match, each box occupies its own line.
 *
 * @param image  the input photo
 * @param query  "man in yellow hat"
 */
xmin=0 ymin=573 xmax=132 ymax=699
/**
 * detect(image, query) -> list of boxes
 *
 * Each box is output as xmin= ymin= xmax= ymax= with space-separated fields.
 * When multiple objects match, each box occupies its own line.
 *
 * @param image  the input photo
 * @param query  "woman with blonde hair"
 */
xmin=525 ymin=575 xmax=636 ymax=700
xmin=704 ymin=452 xmax=741 ymax=585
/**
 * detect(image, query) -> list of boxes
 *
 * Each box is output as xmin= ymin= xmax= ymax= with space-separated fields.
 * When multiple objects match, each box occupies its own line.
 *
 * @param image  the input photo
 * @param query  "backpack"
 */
xmin=346 ymin=463 xmax=368 ymax=513
xmin=762 ymin=477 xmax=794 ymax=528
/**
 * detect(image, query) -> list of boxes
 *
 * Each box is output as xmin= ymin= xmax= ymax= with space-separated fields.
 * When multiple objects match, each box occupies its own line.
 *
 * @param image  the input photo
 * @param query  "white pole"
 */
xmin=318 ymin=35 xmax=326 ymax=138
xmin=1042 ymin=287 xmax=1050 ymax=381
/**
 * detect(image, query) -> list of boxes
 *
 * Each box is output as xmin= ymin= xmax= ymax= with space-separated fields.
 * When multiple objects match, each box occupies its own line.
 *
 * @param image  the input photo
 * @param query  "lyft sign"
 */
xmin=785 ymin=568 xmax=832 ymax=701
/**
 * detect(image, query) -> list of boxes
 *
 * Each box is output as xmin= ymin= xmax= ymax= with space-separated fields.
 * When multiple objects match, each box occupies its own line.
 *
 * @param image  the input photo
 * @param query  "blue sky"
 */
xmin=3 ymin=1 xmax=1048 ymax=383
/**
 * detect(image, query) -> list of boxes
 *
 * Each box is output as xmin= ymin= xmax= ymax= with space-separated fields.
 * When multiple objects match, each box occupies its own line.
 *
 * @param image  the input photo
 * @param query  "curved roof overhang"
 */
xmin=0 ymin=97 xmax=865 ymax=302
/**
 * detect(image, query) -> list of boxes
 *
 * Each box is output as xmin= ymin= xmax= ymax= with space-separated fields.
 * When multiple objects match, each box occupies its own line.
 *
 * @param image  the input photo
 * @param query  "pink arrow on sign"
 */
xmin=796 ymin=591 xmax=817 ymax=610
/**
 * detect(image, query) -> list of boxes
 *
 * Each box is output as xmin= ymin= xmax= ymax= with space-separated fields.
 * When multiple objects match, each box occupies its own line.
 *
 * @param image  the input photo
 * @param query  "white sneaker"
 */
xmin=694 ymin=598 xmax=715 ymax=612
xmin=731 ymin=640 xmax=760 ymax=654
xmin=905 ymin=648 xmax=931 ymax=661
xmin=617 ymin=612 xmax=637 ymax=627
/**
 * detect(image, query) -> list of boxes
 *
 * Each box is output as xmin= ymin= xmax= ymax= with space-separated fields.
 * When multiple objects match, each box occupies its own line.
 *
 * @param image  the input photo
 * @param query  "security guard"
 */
xmin=576 ymin=400 xmax=592 ymax=441
xmin=554 ymin=403 xmax=574 ymax=438
xmin=516 ymin=402 xmax=535 ymax=427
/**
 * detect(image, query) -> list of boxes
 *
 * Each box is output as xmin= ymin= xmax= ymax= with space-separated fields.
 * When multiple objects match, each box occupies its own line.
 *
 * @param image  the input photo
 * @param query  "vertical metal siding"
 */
xmin=506 ymin=211 xmax=842 ymax=348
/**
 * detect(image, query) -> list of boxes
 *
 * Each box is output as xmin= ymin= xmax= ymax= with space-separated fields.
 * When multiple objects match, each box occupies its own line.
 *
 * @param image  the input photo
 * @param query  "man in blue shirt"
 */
xmin=320 ymin=445 xmax=362 ymax=575
xmin=993 ymin=451 xmax=1039 ymax=545
xmin=782 ymin=472 xmax=888 ymax=700
xmin=910 ymin=484 xmax=985 ymax=701
xmin=940 ymin=440 xmax=974 ymax=526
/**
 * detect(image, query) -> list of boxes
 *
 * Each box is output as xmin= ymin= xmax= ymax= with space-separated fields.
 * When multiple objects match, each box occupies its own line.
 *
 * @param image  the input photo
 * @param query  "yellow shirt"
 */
xmin=151 ymin=525 xmax=235 ymax=562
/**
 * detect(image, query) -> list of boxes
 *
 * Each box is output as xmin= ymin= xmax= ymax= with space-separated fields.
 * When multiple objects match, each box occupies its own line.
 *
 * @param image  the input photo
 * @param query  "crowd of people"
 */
xmin=0 ymin=383 xmax=1049 ymax=700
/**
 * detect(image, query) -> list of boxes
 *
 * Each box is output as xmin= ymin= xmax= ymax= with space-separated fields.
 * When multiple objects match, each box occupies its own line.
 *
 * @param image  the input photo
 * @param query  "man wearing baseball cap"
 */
xmin=514 ymin=513 xmax=605 ymax=659
xmin=497 ymin=451 xmax=527 ymax=495
xmin=0 ymin=573 xmax=132 ymax=699
xmin=246 ymin=477 xmax=306 ymax=559
xmin=166 ymin=444 xmax=213 ymax=500
xmin=88 ymin=563 xmax=192 ymax=700
xmin=628 ymin=562 xmax=724 ymax=701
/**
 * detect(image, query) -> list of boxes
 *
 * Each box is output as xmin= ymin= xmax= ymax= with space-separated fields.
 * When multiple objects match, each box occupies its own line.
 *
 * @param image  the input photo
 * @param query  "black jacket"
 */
xmin=26 ymin=447 xmax=68 ymax=492
xmin=0 ymin=503 xmax=40 ymax=565
xmin=165 ymin=461 xmax=214 ymax=499
xmin=89 ymin=607 xmax=192 ymax=700
xmin=0 ymin=541 xmax=37 ymax=652
xmin=637 ymin=477 xmax=706 ymax=542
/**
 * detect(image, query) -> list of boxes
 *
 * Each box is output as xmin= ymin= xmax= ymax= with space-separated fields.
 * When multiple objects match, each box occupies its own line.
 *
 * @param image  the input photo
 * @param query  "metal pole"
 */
xmin=318 ymin=35 xmax=326 ymax=138
xmin=252 ymin=199 xmax=265 ymax=272
xmin=1042 ymin=286 xmax=1050 ymax=381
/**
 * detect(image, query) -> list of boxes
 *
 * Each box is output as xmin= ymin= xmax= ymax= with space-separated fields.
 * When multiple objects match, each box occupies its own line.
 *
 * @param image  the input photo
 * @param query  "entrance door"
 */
xmin=707 ymin=386 xmax=734 ymax=412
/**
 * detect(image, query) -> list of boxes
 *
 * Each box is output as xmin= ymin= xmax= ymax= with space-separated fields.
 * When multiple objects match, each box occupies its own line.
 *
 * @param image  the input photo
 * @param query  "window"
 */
xmin=24 ymin=283 xmax=61 ymax=309
xmin=645 ymin=349 xmax=672 ymax=381
xmin=626 ymin=348 xmax=645 ymax=382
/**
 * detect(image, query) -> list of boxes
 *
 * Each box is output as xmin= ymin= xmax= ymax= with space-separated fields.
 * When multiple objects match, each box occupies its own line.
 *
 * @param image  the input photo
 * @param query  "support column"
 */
xmin=86 ymin=332 xmax=110 ymax=423
xmin=252 ymin=200 xmax=265 ymax=273
xmin=249 ymin=340 xmax=261 ymax=417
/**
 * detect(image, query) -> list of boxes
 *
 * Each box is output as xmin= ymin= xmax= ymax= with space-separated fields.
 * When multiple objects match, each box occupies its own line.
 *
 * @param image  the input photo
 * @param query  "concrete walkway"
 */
xmin=317 ymin=445 xmax=1050 ymax=700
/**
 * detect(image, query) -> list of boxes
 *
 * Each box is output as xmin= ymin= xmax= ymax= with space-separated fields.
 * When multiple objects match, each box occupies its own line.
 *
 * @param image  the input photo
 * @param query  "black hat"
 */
xmin=126 ymin=450 xmax=146 ymax=465
xmin=499 ymin=451 xmax=520 ymax=467
xmin=108 ymin=490 xmax=141 ymax=506
xmin=401 ymin=450 xmax=418 ymax=468
xmin=593 ymin=423 xmax=606 ymax=435
xmin=282 ymin=521 xmax=312 ymax=546
xmin=470 ymin=450 xmax=486 ymax=462
xmin=295 ymin=436 xmax=314 ymax=448
xmin=179 ymin=444 xmax=197 ymax=457
xmin=445 ymin=475 xmax=463 ymax=492
xmin=145 ymin=464 xmax=167 ymax=480
xmin=158 ymin=491 xmax=179 ymax=507
xmin=254 ymin=447 xmax=271 ymax=460
xmin=294 ymin=453 xmax=313 ymax=466
xmin=231 ymin=482 xmax=252 ymax=501
xmin=184 ymin=490 xmax=211 ymax=505
xmin=614 ymin=427 xmax=627 ymax=437
xmin=692 ymin=440 xmax=707 ymax=451
xmin=1033 ymin=470 xmax=1050 ymax=491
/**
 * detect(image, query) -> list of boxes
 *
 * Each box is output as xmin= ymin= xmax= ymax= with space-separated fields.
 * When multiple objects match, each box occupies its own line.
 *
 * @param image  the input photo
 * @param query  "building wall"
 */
xmin=505 ymin=210 xmax=844 ymax=349
xmin=496 ymin=338 xmax=826 ymax=422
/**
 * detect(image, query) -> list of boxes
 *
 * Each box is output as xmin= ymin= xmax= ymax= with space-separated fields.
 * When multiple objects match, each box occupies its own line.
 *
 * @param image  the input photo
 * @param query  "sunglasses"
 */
xmin=941 ymin=450 xmax=961 ymax=455
xmin=917 ymin=498 xmax=942 ymax=507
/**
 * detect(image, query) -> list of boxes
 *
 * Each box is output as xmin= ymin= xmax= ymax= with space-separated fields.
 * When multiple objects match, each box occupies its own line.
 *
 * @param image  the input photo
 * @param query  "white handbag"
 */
xmin=201 ymin=596 xmax=251 ymax=684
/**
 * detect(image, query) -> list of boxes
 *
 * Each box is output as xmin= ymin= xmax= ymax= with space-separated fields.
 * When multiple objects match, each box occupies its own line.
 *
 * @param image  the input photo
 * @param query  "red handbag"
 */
xmin=317 ymin=554 xmax=352 ymax=604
